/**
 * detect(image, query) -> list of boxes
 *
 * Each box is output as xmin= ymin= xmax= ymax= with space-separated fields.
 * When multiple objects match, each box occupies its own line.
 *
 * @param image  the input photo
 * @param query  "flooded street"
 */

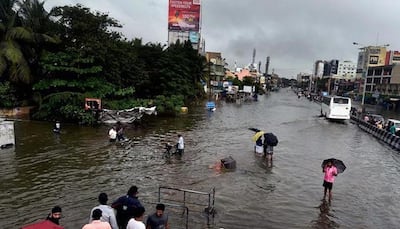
xmin=1 ymin=89 xmax=400 ymax=229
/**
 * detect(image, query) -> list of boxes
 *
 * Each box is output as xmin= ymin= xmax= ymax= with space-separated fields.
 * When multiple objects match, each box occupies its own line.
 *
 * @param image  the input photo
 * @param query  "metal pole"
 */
xmin=361 ymin=68 xmax=367 ymax=113
xmin=361 ymin=46 xmax=369 ymax=113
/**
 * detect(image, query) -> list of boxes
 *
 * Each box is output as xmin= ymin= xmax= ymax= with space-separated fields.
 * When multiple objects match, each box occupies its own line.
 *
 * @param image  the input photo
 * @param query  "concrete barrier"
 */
xmin=351 ymin=114 xmax=400 ymax=150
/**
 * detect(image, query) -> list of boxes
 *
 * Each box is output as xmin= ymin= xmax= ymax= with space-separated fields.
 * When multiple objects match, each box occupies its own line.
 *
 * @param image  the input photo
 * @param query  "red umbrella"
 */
xmin=22 ymin=220 xmax=64 ymax=229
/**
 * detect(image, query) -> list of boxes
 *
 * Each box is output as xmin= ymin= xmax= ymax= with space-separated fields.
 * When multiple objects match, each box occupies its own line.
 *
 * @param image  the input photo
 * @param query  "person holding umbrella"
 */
xmin=322 ymin=159 xmax=338 ymax=202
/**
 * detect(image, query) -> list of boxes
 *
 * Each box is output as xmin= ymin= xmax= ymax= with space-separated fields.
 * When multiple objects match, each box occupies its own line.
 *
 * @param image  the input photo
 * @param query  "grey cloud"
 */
xmin=45 ymin=0 xmax=400 ymax=77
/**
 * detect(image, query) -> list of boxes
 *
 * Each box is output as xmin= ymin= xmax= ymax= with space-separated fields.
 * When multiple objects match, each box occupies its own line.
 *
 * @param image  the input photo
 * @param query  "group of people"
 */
xmin=362 ymin=114 xmax=400 ymax=135
xmin=254 ymin=132 xmax=276 ymax=166
xmin=108 ymin=123 xmax=186 ymax=158
xmin=41 ymin=186 xmax=169 ymax=229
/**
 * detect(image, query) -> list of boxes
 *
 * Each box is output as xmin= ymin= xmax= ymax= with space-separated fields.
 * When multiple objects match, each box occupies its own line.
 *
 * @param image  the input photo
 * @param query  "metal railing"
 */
xmin=158 ymin=186 xmax=216 ymax=227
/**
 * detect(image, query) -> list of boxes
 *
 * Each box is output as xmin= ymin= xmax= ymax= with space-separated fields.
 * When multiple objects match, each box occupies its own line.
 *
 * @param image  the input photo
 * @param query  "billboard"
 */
xmin=366 ymin=46 xmax=387 ymax=67
xmin=168 ymin=0 xmax=201 ymax=31
xmin=189 ymin=31 xmax=199 ymax=43
xmin=386 ymin=50 xmax=400 ymax=65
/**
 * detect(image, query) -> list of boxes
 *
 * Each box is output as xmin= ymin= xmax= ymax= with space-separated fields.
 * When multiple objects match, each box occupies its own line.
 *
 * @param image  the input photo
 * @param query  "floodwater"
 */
xmin=1 ymin=89 xmax=400 ymax=229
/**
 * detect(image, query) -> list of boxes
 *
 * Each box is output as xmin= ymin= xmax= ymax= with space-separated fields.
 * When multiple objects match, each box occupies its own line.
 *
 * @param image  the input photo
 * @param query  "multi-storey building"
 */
xmin=336 ymin=60 xmax=357 ymax=80
xmin=355 ymin=46 xmax=400 ymax=97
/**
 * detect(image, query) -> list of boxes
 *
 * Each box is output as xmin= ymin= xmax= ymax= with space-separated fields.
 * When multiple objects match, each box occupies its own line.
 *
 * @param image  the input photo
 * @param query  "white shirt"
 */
xmin=89 ymin=205 xmax=118 ymax=229
xmin=178 ymin=136 xmax=184 ymax=150
xmin=109 ymin=128 xmax=117 ymax=139
xmin=126 ymin=218 xmax=145 ymax=229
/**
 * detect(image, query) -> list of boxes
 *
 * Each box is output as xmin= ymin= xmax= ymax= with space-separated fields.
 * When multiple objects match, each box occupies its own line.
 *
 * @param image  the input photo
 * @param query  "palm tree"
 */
xmin=0 ymin=0 xmax=57 ymax=85
xmin=0 ymin=0 xmax=32 ymax=84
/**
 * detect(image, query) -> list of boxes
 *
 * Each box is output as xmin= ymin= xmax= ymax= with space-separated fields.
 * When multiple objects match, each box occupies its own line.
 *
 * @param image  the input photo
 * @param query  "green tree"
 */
xmin=0 ymin=0 xmax=33 ymax=84
xmin=0 ymin=0 xmax=57 ymax=84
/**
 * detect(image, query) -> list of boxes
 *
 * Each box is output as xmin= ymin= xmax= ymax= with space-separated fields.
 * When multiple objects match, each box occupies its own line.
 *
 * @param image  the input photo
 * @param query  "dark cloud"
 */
xmin=47 ymin=0 xmax=400 ymax=77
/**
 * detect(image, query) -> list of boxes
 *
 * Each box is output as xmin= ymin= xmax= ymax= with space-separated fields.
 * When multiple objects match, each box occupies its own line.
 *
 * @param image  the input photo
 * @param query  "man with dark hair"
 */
xmin=146 ymin=203 xmax=169 ymax=229
xmin=46 ymin=206 xmax=62 ymax=225
xmin=127 ymin=207 xmax=146 ymax=229
xmin=112 ymin=186 xmax=143 ymax=229
xmin=90 ymin=193 xmax=118 ymax=229
xmin=82 ymin=209 xmax=112 ymax=229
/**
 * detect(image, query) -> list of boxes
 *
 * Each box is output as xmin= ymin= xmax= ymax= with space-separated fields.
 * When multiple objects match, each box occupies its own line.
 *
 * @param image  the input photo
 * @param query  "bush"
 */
xmin=0 ymin=82 xmax=18 ymax=108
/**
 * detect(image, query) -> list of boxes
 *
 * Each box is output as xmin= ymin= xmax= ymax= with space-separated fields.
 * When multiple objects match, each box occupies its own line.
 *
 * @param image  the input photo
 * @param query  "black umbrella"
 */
xmin=248 ymin=127 xmax=261 ymax=132
xmin=321 ymin=158 xmax=346 ymax=174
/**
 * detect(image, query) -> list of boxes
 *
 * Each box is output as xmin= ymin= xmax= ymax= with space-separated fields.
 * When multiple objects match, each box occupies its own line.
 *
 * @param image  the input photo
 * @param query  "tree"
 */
xmin=0 ymin=0 xmax=57 ymax=85
xmin=0 ymin=0 xmax=33 ymax=84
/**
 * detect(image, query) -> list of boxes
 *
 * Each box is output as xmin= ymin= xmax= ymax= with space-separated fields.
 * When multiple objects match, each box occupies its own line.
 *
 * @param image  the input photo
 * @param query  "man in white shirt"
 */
xmin=127 ymin=207 xmax=145 ymax=229
xmin=89 ymin=193 xmax=118 ymax=229
xmin=177 ymin=134 xmax=184 ymax=156
xmin=109 ymin=127 xmax=117 ymax=142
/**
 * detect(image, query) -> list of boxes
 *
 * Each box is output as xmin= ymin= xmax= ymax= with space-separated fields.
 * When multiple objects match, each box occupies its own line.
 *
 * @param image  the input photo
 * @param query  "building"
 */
xmin=205 ymin=52 xmax=226 ymax=93
xmin=335 ymin=60 xmax=357 ymax=81
xmin=366 ymin=64 xmax=400 ymax=94
xmin=313 ymin=60 xmax=324 ymax=79
xmin=206 ymin=52 xmax=225 ymax=83
xmin=297 ymin=72 xmax=312 ymax=91
xmin=323 ymin=60 xmax=339 ymax=77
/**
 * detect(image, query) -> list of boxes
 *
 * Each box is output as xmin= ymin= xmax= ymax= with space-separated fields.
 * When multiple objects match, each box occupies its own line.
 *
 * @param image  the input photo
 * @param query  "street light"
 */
xmin=352 ymin=42 xmax=389 ymax=112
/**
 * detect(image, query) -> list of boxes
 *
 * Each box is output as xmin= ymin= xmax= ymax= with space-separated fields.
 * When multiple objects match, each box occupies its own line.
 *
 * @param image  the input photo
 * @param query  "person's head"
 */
xmin=133 ymin=206 xmax=145 ymax=219
xmin=92 ymin=208 xmax=102 ymax=220
xmin=50 ymin=206 xmax=62 ymax=218
xmin=178 ymin=134 xmax=181 ymax=138
xmin=47 ymin=206 xmax=62 ymax=225
xmin=98 ymin=192 xmax=108 ymax=205
xmin=155 ymin=203 xmax=165 ymax=217
xmin=327 ymin=160 xmax=333 ymax=167
xmin=127 ymin=185 xmax=138 ymax=197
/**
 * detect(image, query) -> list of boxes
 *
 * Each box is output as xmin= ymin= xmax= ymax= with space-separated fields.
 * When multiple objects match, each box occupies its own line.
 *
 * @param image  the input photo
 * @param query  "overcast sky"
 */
xmin=45 ymin=0 xmax=400 ymax=78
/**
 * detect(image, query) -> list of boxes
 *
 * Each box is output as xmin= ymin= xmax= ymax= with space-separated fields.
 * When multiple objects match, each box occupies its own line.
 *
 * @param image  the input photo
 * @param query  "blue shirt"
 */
xmin=112 ymin=195 xmax=143 ymax=228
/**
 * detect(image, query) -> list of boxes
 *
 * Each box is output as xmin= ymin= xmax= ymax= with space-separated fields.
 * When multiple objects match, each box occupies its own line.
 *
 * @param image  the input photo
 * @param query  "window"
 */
xmin=374 ymin=68 xmax=382 ymax=75
xmin=333 ymin=98 xmax=349 ymax=104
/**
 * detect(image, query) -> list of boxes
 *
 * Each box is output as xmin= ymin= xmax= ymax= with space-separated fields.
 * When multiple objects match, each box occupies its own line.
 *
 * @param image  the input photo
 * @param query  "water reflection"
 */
xmin=312 ymin=200 xmax=339 ymax=229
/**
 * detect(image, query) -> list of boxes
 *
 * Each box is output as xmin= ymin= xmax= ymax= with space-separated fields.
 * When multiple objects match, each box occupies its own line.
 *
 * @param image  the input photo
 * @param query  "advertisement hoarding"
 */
xmin=366 ymin=46 xmax=387 ymax=67
xmin=189 ymin=31 xmax=199 ymax=43
xmin=168 ymin=0 xmax=200 ymax=31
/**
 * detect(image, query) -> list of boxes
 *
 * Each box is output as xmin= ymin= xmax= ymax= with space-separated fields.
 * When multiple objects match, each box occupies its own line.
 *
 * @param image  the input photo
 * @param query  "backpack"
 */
xmin=264 ymin=133 xmax=278 ymax=146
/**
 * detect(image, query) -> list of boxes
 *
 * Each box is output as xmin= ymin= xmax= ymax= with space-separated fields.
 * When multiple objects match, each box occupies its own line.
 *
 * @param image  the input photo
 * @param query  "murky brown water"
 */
xmin=1 ymin=89 xmax=400 ymax=229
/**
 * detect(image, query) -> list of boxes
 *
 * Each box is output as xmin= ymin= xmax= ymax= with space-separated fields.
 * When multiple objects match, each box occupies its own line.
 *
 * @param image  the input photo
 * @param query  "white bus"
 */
xmin=321 ymin=96 xmax=351 ymax=120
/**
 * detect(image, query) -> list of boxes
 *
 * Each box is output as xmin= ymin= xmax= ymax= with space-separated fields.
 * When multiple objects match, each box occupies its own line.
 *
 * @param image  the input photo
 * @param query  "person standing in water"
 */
xmin=116 ymin=121 xmax=126 ymax=141
xmin=108 ymin=126 xmax=117 ymax=142
xmin=176 ymin=134 xmax=184 ymax=156
xmin=322 ymin=160 xmax=337 ymax=202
